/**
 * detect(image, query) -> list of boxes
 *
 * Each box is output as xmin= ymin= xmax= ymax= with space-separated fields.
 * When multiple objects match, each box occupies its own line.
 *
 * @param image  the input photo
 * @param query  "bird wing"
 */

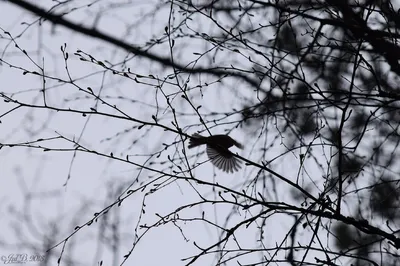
xmin=206 ymin=145 xmax=242 ymax=173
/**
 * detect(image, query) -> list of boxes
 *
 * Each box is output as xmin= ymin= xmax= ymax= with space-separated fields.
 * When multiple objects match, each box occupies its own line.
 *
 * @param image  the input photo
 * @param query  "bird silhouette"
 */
xmin=188 ymin=133 xmax=243 ymax=173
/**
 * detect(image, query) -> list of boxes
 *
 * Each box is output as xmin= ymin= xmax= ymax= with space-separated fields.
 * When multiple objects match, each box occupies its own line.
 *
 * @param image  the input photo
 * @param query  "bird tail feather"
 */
xmin=188 ymin=133 xmax=207 ymax=148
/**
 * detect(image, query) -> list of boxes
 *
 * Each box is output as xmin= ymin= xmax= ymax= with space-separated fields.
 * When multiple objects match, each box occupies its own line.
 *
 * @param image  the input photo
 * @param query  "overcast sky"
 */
xmin=2 ymin=1 xmax=394 ymax=266
xmin=0 ymin=2 xmax=296 ymax=265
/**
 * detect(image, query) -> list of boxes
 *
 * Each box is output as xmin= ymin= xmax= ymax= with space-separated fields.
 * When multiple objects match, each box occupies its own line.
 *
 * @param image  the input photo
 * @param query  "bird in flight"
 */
xmin=188 ymin=133 xmax=243 ymax=173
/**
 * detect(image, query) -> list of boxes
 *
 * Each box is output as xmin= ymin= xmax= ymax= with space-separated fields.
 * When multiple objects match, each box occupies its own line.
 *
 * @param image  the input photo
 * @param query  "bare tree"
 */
xmin=1 ymin=0 xmax=400 ymax=265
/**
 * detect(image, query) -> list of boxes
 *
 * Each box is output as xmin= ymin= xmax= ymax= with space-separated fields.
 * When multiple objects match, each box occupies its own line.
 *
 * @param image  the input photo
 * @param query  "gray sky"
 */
xmin=0 ymin=2 xmax=290 ymax=265
xmin=2 ymin=1 xmax=396 ymax=266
